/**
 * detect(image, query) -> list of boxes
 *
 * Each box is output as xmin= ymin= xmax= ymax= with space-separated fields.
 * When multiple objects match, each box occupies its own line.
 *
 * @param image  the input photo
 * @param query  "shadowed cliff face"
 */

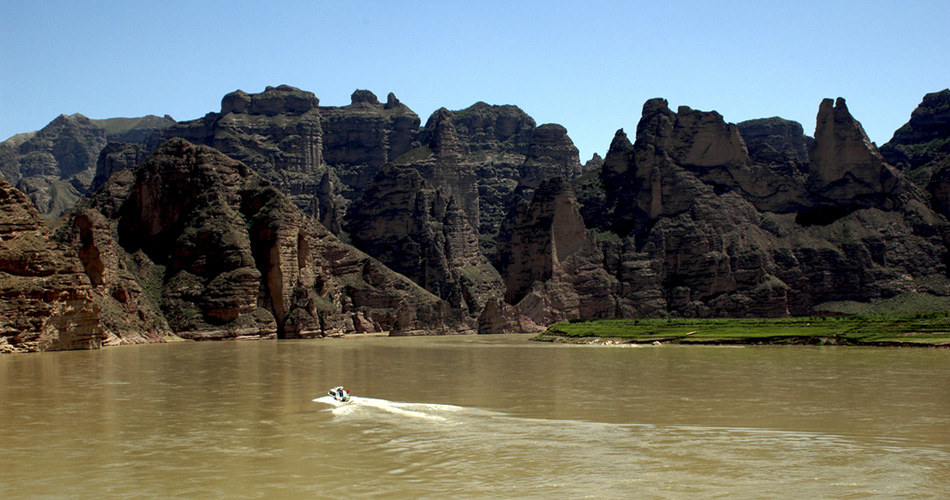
xmin=162 ymin=87 xmax=424 ymax=221
xmin=67 ymin=138 xmax=466 ymax=341
xmin=481 ymin=96 xmax=950 ymax=331
xmin=344 ymin=163 xmax=504 ymax=316
xmin=880 ymin=89 xmax=950 ymax=218
xmin=161 ymin=85 xmax=325 ymax=216
xmin=319 ymin=91 xmax=422 ymax=202
xmin=480 ymin=177 xmax=617 ymax=333
xmin=394 ymin=102 xmax=584 ymax=257
xmin=6 ymin=87 xmax=950 ymax=345
xmin=0 ymin=114 xmax=106 ymax=217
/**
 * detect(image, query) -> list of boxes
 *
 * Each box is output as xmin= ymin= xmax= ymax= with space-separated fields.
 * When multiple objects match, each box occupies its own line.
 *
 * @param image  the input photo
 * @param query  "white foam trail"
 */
xmin=313 ymin=395 xmax=465 ymax=422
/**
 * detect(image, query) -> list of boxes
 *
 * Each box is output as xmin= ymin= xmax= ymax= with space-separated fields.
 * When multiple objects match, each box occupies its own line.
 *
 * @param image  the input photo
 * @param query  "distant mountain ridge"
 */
xmin=0 ymin=113 xmax=175 ymax=217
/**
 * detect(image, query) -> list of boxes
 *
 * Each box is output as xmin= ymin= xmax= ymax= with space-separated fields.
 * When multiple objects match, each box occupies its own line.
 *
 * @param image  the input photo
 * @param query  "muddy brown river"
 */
xmin=2 ymin=334 xmax=948 ymax=498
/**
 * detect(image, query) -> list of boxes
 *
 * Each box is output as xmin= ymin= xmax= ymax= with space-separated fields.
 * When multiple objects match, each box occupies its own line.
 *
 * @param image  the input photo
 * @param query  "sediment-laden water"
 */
xmin=2 ymin=335 xmax=948 ymax=499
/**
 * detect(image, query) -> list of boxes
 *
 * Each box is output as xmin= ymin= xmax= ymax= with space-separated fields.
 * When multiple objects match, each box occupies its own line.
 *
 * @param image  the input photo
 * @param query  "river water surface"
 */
xmin=2 ymin=334 xmax=949 ymax=499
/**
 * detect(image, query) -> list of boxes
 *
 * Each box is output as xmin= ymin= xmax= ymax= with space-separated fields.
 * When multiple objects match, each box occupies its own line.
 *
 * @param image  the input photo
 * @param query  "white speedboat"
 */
xmin=328 ymin=386 xmax=352 ymax=403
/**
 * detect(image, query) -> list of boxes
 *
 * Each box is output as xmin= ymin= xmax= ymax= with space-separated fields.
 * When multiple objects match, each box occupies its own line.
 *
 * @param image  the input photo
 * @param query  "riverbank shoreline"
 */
xmin=534 ymin=316 xmax=950 ymax=348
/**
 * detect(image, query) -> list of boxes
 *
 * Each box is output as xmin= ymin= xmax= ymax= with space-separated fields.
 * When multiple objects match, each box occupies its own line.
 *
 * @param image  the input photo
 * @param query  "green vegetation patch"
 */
xmin=393 ymin=145 xmax=433 ymax=165
xmin=537 ymin=316 xmax=950 ymax=347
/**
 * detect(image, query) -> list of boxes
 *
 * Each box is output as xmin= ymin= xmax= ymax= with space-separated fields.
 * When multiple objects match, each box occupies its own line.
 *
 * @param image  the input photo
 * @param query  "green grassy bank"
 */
xmin=535 ymin=315 xmax=950 ymax=347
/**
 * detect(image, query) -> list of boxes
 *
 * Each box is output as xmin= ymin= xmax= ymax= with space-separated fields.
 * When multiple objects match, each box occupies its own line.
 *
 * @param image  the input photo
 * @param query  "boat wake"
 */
xmin=312 ymin=395 xmax=472 ymax=422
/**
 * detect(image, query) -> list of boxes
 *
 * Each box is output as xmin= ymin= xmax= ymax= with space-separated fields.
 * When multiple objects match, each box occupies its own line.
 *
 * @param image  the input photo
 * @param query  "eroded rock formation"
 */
xmin=67 ymin=138 xmax=463 ymax=340
xmin=319 ymin=90 xmax=421 ymax=202
xmin=345 ymin=163 xmax=503 ymax=316
xmin=482 ymin=96 xmax=950 ymax=331
xmin=880 ymin=89 xmax=950 ymax=217
xmin=5 ymin=87 xmax=950 ymax=347
xmin=481 ymin=177 xmax=616 ymax=333
xmin=162 ymin=85 xmax=325 ymax=214
xmin=0 ymin=113 xmax=175 ymax=217
xmin=394 ymin=102 xmax=584 ymax=256
xmin=0 ymin=180 xmax=107 ymax=352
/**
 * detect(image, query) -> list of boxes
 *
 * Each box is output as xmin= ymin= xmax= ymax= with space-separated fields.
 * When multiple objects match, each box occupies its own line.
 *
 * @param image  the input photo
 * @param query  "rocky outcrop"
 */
xmin=481 ymin=177 xmax=616 ymax=333
xmin=0 ymin=114 xmax=106 ymax=216
xmin=160 ymin=86 xmax=426 ymax=226
xmin=881 ymin=89 xmax=950 ymax=171
xmin=0 ymin=180 xmax=107 ymax=352
xmin=345 ymin=163 xmax=503 ymax=317
xmin=162 ymin=85 xmax=324 ymax=215
xmin=880 ymin=89 xmax=950 ymax=217
xmin=738 ymin=117 xmax=812 ymax=166
xmin=66 ymin=204 xmax=171 ymax=345
xmin=92 ymin=115 xmax=176 ymax=144
xmin=0 ymin=113 xmax=175 ymax=216
xmin=482 ymin=96 xmax=950 ymax=330
xmin=69 ymin=138 xmax=462 ymax=340
xmin=313 ymin=170 xmax=342 ymax=234
xmin=805 ymin=98 xmax=905 ymax=214
xmin=91 ymin=142 xmax=150 ymax=192
xmin=319 ymin=90 xmax=421 ymax=202
xmin=395 ymin=102 xmax=584 ymax=256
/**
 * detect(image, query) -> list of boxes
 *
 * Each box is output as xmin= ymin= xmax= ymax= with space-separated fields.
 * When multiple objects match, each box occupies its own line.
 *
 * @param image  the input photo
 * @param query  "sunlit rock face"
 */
xmin=392 ymin=102 xmax=584 ymax=259
xmin=480 ymin=177 xmax=617 ymax=334
xmin=66 ymin=138 xmax=466 ymax=341
xmin=162 ymin=85 xmax=325 ymax=215
xmin=318 ymin=90 xmax=422 ymax=204
xmin=0 ymin=113 xmax=176 ymax=217
xmin=0 ymin=180 xmax=107 ymax=353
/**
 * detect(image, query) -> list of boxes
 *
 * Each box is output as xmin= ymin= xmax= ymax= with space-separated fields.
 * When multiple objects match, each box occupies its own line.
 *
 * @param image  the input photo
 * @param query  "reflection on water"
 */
xmin=1 ymin=335 xmax=949 ymax=499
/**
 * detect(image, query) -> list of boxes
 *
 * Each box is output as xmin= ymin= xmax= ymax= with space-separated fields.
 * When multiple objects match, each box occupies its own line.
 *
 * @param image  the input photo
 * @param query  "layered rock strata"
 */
xmin=319 ymin=90 xmax=422 ymax=203
xmin=0 ymin=113 xmax=175 ymax=216
xmin=345 ymin=163 xmax=504 ymax=316
xmin=0 ymin=114 xmax=106 ymax=216
xmin=395 ymin=102 xmax=584 ymax=256
xmin=480 ymin=177 xmax=617 ymax=333
xmin=0 ymin=180 xmax=107 ymax=352
xmin=69 ymin=138 xmax=463 ymax=340
xmin=161 ymin=85 xmax=325 ymax=215
xmin=483 ymin=97 xmax=950 ymax=331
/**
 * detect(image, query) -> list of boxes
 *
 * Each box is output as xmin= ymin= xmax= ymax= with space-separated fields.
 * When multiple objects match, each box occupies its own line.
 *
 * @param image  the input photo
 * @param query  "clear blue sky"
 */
xmin=2 ymin=0 xmax=948 ymax=160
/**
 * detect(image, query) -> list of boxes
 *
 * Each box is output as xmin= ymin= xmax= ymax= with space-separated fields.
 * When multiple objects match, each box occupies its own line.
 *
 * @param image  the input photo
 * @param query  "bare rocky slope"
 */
xmin=880 ymin=89 xmax=950 ymax=218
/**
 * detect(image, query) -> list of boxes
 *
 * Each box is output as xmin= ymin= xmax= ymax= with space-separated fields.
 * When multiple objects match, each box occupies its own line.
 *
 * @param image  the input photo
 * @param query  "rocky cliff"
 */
xmin=319 ymin=90 xmax=422 ymax=202
xmin=480 ymin=177 xmax=617 ymax=333
xmin=481 ymin=96 xmax=950 ymax=331
xmin=880 ymin=89 xmax=950 ymax=217
xmin=0 ymin=113 xmax=175 ymax=217
xmin=393 ymin=102 xmax=584 ymax=256
xmin=64 ymin=138 xmax=464 ymax=341
xmin=0 ymin=180 xmax=107 ymax=352
xmin=161 ymin=85 xmax=325 ymax=215
xmin=5 ymin=87 xmax=950 ymax=347
xmin=345 ymin=163 xmax=504 ymax=316
xmin=159 ymin=87 xmax=424 ymax=222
